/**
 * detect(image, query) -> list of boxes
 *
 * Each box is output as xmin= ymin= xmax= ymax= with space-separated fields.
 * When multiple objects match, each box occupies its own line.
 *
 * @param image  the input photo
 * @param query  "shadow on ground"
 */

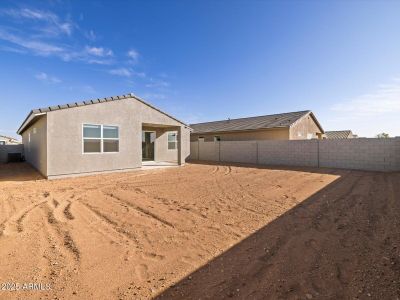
xmin=187 ymin=159 xmax=343 ymax=175
xmin=0 ymin=162 xmax=44 ymax=182
xmin=156 ymin=163 xmax=400 ymax=299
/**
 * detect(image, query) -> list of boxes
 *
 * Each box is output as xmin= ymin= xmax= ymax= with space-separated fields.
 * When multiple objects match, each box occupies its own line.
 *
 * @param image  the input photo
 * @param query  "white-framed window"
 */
xmin=83 ymin=124 xmax=119 ymax=153
xmin=167 ymin=132 xmax=178 ymax=150
xmin=103 ymin=125 xmax=119 ymax=152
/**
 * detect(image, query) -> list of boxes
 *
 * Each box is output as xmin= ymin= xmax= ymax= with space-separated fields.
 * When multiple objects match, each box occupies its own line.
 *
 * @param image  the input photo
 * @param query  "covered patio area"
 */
xmin=142 ymin=123 xmax=185 ymax=166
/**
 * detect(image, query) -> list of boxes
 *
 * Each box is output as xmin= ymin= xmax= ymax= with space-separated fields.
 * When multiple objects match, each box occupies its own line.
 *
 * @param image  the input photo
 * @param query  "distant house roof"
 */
xmin=0 ymin=135 xmax=18 ymax=141
xmin=17 ymin=93 xmax=188 ymax=134
xmin=190 ymin=110 xmax=324 ymax=134
xmin=0 ymin=135 xmax=20 ymax=144
xmin=325 ymin=130 xmax=354 ymax=139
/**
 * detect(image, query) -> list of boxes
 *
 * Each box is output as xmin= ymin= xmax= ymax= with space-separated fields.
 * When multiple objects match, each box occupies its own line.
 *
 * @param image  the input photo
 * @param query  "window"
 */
xmin=214 ymin=136 xmax=221 ymax=142
xmin=0 ymin=141 xmax=5 ymax=145
xmin=167 ymin=132 xmax=177 ymax=150
xmin=103 ymin=126 xmax=119 ymax=152
xmin=83 ymin=124 xmax=101 ymax=153
xmin=83 ymin=124 xmax=119 ymax=153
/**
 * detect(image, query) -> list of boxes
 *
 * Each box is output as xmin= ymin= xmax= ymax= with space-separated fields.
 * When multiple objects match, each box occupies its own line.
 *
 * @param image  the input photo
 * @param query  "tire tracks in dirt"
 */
xmin=43 ymin=202 xmax=80 ymax=261
xmin=78 ymin=200 xmax=142 ymax=247
xmin=0 ymin=199 xmax=48 ymax=236
xmin=63 ymin=201 xmax=74 ymax=220
xmin=105 ymin=192 xmax=175 ymax=229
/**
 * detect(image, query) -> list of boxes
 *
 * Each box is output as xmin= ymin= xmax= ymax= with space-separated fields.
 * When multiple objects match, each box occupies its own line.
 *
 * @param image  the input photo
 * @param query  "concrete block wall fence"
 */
xmin=188 ymin=138 xmax=400 ymax=172
xmin=0 ymin=144 xmax=24 ymax=163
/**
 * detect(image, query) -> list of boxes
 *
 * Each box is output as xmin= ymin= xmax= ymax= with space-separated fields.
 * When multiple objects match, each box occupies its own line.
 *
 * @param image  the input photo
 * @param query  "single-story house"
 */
xmin=17 ymin=93 xmax=191 ymax=179
xmin=324 ymin=130 xmax=357 ymax=139
xmin=0 ymin=135 xmax=20 ymax=145
xmin=190 ymin=110 xmax=324 ymax=142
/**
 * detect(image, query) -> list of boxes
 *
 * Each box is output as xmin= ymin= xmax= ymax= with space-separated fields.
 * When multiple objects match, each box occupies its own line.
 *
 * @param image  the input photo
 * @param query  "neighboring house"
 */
xmin=0 ymin=135 xmax=20 ymax=145
xmin=324 ymin=130 xmax=357 ymax=139
xmin=17 ymin=93 xmax=191 ymax=179
xmin=190 ymin=110 xmax=324 ymax=142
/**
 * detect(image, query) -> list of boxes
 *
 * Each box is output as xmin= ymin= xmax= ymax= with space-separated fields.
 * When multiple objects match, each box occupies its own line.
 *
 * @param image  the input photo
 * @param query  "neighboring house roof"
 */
xmin=325 ymin=130 xmax=354 ymax=139
xmin=0 ymin=135 xmax=20 ymax=143
xmin=190 ymin=110 xmax=324 ymax=134
xmin=17 ymin=93 xmax=188 ymax=134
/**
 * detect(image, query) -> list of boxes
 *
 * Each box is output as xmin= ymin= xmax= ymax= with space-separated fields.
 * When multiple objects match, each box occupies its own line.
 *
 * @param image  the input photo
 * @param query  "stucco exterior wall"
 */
xmin=143 ymin=126 xmax=183 ymax=163
xmin=190 ymin=128 xmax=289 ymax=142
xmin=43 ymin=97 xmax=189 ymax=177
xmin=181 ymin=126 xmax=191 ymax=162
xmin=21 ymin=116 xmax=47 ymax=176
xmin=289 ymin=114 xmax=323 ymax=140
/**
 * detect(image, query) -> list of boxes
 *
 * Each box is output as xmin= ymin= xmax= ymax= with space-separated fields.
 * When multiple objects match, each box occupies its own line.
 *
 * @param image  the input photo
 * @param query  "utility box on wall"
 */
xmin=7 ymin=152 xmax=22 ymax=163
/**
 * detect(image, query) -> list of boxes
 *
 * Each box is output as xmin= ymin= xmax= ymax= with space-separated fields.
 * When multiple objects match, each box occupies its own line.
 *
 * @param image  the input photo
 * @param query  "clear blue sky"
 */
xmin=1 ymin=0 xmax=399 ymax=139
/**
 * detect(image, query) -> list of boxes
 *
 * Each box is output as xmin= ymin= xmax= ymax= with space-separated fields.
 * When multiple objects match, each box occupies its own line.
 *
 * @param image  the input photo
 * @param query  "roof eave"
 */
xmin=17 ymin=111 xmax=46 ymax=135
xmin=130 ymin=94 xmax=190 ymax=128
xmin=290 ymin=111 xmax=324 ymax=133
xmin=192 ymin=125 xmax=290 ymax=135
xmin=310 ymin=112 xmax=324 ymax=133
xmin=17 ymin=93 xmax=191 ymax=135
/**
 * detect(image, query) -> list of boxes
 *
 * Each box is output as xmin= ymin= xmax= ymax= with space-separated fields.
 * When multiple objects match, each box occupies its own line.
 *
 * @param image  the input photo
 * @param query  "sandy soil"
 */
xmin=0 ymin=162 xmax=399 ymax=300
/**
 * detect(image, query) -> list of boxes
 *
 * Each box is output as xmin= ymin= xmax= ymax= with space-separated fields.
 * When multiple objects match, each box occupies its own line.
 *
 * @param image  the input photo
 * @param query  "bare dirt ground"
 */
xmin=0 ymin=162 xmax=399 ymax=300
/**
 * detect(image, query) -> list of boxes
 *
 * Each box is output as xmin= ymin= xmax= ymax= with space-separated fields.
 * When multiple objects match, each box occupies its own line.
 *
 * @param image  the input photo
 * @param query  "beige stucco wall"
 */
xmin=289 ymin=114 xmax=323 ymax=140
xmin=191 ymin=128 xmax=289 ymax=142
xmin=21 ymin=116 xmax=47 ymax=176
xmin=37 ymin=97 xmax=190 ymax=177
xmin=181 ymin=126 xmax=191 ymax=163
xmin=143 ymin=126 xmax=182 ymax=163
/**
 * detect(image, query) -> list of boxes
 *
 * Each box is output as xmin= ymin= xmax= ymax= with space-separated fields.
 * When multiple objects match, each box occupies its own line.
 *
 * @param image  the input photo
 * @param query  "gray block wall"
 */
xmin=0 ymin=145 xmax=24 ymax=163
xmin=220 ymin=141 xmax=257 ymax=164
xmin=258 ymin=140 xmax=319 ymax=167
xmin=189 ymin=138 xmax=400 ymax=172
xmin=319 ymin=138 xmax=400 ymax=172
xmin=198 ymin=141 xmax=219 ymax=161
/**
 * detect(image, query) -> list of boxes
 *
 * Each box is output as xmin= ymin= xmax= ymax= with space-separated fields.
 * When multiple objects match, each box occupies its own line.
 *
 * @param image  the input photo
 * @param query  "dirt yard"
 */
xmin=0 ymin=162 xmax=399 ymax=300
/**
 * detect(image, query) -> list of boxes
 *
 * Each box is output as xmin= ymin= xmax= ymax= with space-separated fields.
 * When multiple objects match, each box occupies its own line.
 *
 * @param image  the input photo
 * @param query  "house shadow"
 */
xmin=187 ymin=159 xmax=347 ymax=176
xmin=0 ymin=162 xmax=44 ymax=182
xmin=155 ymin=167 xmax=398 ymax=299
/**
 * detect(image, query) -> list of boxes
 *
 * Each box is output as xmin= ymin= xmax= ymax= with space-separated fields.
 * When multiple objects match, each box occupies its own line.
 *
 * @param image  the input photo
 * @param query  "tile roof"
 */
xmin=0 ymin=135 xmax=19 ymax=141
xmin=190 ymin=110 xmax=315 ymax=134
xmin=325 ymin=130 xmax=353 ymax=139
xmin=30 ymin=94 xmax=130 ymax=114
xmin=17 ymin=93 xmax=188 ymax=134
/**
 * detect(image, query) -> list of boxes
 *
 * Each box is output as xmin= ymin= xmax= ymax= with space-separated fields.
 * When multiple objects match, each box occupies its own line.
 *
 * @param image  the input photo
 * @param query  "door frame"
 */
xmin=142 ymin=130 xmax=156 ymax=161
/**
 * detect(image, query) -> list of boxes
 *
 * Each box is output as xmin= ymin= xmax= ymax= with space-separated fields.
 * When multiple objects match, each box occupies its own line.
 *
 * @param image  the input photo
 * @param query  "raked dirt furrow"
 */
xmin=77 ymin=200 xmax=143 ymax=248
xmin=0 ymin=199 xmax=48 ymax=236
